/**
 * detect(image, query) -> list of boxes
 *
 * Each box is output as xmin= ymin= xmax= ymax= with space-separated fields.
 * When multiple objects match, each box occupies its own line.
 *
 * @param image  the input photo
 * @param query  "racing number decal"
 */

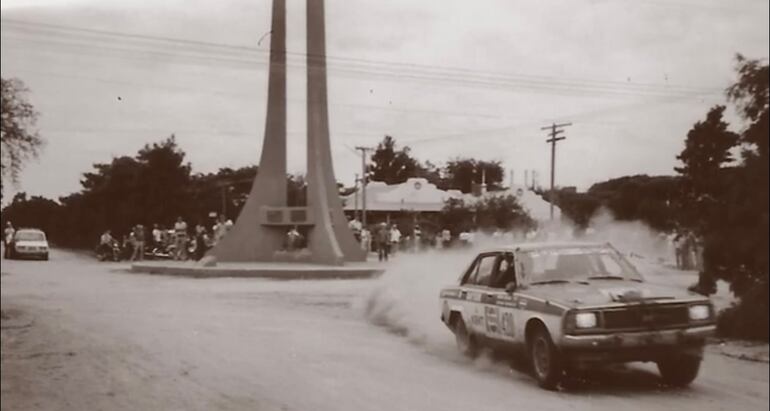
xmin=485 ymin=306 xmax=499 ymax=334
xmin=500 ymin=312 xmax=515 ymax=337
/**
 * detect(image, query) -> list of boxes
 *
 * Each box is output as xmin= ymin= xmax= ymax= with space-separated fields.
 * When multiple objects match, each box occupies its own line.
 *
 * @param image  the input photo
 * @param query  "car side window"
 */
xmin=474 ymin=254 xmax=498 ymax=287
xmin=492 ymin=253 xmax=516 ymax=288
xmin=461 ymin=256 xmax=481 ymax=285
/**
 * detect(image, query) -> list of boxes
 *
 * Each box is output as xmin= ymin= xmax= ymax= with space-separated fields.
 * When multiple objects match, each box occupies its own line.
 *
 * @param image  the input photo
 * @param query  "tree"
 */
xmin=0 ymin=192 xmax=62 ymax=243
xmin=440 ymin=195 xmax=534 ymax=235
xmin=442 ymin=158 xmax=504 ymax=193
xmin=135 ymin=135 xmax=193 ymax=224
xmin=675 ymin=55 xmax=769 ymax=341
xmin=1 ymin=78 xmax=44 ymax=198
xmin=368 ymin=135 xmax=423 ymax=184
xmin=674 ymin=106 xmax=739 ymax=230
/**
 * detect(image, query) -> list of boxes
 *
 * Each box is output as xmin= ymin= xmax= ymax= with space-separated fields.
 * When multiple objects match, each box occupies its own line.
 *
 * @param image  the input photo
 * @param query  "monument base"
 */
xmin=130 ymin=260 xmax=383 ymax=279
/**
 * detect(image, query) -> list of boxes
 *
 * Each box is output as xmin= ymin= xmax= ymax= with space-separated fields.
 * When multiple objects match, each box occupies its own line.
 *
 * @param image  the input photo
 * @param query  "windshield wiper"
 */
xmin=587 ymin=275 xmax=643 ymax=282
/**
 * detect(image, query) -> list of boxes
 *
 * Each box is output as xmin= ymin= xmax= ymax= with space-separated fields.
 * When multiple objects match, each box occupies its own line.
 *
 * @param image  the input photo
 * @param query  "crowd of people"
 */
xmin=346 ymin=218 xmax=494 ymax=261
xmin=96 ymin=215 xmax=234 ymax=262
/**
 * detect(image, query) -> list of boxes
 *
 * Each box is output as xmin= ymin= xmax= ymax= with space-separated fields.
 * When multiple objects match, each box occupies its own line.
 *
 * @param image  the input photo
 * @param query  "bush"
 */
xmin=716 ymin=282 xmax=769 ymax=342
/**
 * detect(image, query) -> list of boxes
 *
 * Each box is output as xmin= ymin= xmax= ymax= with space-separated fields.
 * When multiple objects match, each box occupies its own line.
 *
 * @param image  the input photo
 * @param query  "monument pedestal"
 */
xmin=130 ymin=260 xmax=383 ymax=279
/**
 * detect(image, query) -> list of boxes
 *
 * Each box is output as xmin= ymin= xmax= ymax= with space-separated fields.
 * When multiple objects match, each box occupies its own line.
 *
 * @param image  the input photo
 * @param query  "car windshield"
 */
xmin=520 ymin=247 xmax=643 ymax=284
xmin=15 ymin=231 xmax=45 ymax=241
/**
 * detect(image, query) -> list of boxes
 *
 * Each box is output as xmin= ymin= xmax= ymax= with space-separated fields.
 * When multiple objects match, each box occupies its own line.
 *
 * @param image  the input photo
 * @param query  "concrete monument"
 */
xmin=206 ymin=0 xmax=365 ymax=265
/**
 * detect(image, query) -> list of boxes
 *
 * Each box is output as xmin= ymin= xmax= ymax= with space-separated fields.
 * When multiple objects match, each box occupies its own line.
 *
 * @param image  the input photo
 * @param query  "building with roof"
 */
xmin=341 ymin=177 xmax=561 ymax=225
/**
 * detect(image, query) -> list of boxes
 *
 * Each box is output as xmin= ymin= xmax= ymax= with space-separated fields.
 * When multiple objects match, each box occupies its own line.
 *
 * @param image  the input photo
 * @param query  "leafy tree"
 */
xmin=368 ymin=135 xmax=424 ymax=184
xmin=442 ymin=158 xmax=504 ymax=193
xmin=440 ymin=195 xmax=534 ymax=235
xmin=674 ymin=106 xmax=739 ymax=231
xmin=0 ymin=192 xmax=62 ymax=243
xmin=1 ymin=78 xmax=44 ymax=198
xmin=671 ymin=55 xmax=768 ymax=341
xmin=135 ymin=135 xmax=193 ymax=224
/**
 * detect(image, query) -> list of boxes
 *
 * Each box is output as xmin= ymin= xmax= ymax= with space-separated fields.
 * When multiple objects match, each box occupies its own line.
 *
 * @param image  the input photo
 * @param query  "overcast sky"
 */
xmin=1 ymin=0 xmax=768 ymax=203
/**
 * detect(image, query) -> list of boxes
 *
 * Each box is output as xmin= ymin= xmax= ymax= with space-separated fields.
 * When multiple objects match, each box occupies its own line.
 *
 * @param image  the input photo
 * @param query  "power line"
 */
xmin=1 ymin=18 xmax=724 ymax=97
xmin=3 ymin=36 xmax=723 ymax=100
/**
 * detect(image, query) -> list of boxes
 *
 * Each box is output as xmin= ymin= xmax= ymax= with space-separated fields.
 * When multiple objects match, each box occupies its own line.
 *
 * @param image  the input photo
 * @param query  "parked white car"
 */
xmin=9 ymin=228 xmax=50 ymax=260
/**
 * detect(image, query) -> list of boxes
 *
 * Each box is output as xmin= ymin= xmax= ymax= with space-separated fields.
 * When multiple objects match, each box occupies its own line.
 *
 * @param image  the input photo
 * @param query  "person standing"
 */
xmin=360 ymin=226 xmax=371 ymax=254
xmin=4 ymin=222 xmax=16 ymax=259
xmin=413 ymin=225 xmax=422 ymax=252
xmin=174 ymin=216 xmax=188 ymax=260
xmin=152 ymin=224 xmax=162 ymax=249
xmin=131 ymin=224 xmax=145 ymax=261
xmin=389 ymin=224 xmax=401 ymax=256
xmin=377 ymin=223 xmax=390 ymax=262
xmin=194 ymin=224 xmax=208 ymax=260
xmin=441 ymin=228 xmax=451 ymax=249
xmin=213 ymin=215 xmax=229 ymax=246
xmin=286 ymin=226 xmax=301 ymax=251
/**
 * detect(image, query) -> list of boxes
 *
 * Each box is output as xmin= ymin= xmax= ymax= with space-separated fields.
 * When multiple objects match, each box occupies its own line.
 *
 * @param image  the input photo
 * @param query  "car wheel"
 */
xmin=453 ymin=318 xmax=479 ymax=358
xmin=657 ymin=354 xmax=701 ymax=387
xmin=43 ymin=253 xmax=49 ymax=261
xmin=528 ymin=326 xmax=564 ymax=390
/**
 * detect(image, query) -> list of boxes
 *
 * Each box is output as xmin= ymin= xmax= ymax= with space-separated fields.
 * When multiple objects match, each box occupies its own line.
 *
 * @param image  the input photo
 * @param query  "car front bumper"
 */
xmin=560 ymin=325 xmax=715 ymax=365
xmin=13 ymin=248 xmax=49 ymax=258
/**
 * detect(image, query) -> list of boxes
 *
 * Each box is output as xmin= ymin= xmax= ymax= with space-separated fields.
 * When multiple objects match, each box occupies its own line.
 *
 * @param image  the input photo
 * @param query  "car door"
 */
xmin=459 ymin=253 xmax=498 ymax=335
xmin=482 ymin=254 xmax=518 ymax=342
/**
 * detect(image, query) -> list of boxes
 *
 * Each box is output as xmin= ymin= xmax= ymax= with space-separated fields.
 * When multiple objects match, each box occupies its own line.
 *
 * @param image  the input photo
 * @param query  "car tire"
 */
xmin=43 ymin=253 xmax=49 ymax=261
xmin=453 ymin=318 xmax=479 ymax=358
xmin=657 ymin=354 xmax=701 ymax=387
xmin=528 ymin=325 xmax=564 ymax=390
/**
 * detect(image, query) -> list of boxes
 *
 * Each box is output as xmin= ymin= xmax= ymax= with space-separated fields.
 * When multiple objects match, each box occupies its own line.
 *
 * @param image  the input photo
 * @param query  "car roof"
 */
xmin=479 ymin=241 xmax=610 ymax=254
xmin=16 ymin=228 xmax=45 ymax=233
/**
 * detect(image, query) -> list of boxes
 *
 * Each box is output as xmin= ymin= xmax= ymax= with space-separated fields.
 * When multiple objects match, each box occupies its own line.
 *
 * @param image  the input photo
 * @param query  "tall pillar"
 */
xmin=306 ymin=0 xmax=366 ymax=264
xmin=207 ymin=0 xmax=287 ymax=262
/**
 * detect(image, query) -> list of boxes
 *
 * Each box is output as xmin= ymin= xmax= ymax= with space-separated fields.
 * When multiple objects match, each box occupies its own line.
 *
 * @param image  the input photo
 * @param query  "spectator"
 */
xmin=123 ymin=232 xmax=136 ymax=261
xmin=194 ymin=224 xmax=208 ymax=260
xmin=688 ymin=234 xmax=717 ymax=296
xmin=360 ymin=227 xmax=371 ymax=253
xmin=441 ymin=228 xmax=451 ymax=249
xmin=213 ymin=215 xmax=228 ymax=246
xmin=286 ymin=226 xmax=302 ymax=251
xmin=377 ymin=223 xmax=390 ymax=261
xmin=98 ymin=230 xmax=114 ymax=257
xmin=4 ymin=222 xmax=15 ymax=259
xmin=413 ymin=225 xmax=422 ymax=252
xmin=131 ymin=224 xmax=145 ymax=261
xmin=389 ymin=224 xmax=401 ymax=255
xmin=174 ymin=216 xmax=188 ymax=260
xmin=152 ymin=224 xmax=162 ymax=248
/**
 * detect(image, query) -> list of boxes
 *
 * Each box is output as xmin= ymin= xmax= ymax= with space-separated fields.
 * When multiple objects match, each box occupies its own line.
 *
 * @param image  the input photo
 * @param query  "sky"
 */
xmin=1 ymin=0 xmax=768 ymax=204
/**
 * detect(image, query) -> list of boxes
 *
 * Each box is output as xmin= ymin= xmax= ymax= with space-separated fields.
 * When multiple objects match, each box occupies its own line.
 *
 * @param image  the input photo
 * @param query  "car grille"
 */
xmin=601 ymin=304 xmax=689 ymax=330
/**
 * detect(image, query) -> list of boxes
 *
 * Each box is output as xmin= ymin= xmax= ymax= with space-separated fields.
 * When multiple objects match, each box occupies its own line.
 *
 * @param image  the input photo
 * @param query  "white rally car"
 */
xmin=9 ymin=228 xmax=50 ymax=260
xmin=439 ymin=242 xmax=716 ymax=389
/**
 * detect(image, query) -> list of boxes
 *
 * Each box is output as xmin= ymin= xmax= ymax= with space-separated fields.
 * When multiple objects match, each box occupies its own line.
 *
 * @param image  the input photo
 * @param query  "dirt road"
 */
xmin=2 ymin=249 xmax=768 ymax=411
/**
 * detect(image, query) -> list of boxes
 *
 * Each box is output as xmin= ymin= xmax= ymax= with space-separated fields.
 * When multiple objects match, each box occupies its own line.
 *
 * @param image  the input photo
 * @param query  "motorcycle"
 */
xmin=95 ymin=241 xmax=121 ymax=262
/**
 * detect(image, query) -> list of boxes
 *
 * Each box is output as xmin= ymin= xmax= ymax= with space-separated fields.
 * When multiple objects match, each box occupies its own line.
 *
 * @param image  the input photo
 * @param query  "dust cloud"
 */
xmin=357 ymin=209 xmax=676 ymax=357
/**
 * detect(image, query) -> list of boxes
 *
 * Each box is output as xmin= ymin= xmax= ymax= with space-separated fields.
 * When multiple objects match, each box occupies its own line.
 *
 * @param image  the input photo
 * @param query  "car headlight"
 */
xmin=575 ymin=312 xmax=598 ymax=328
xmin=688 ymin=304 xmax=711 ymax=321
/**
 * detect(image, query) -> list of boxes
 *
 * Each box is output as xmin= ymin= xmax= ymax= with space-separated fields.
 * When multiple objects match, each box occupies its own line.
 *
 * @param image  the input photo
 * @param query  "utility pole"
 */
xmin=541 ymin=122 xmax=572 ymax=220
xmin=353 ymin=173 xmax=359 ymax=220
xmin=355 ymin=146 xmax=373 ymax=227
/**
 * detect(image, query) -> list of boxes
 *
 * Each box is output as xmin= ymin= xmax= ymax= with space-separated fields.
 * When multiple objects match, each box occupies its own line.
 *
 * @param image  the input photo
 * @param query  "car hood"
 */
xmin=15 ymin=240 xmax=48 ymax=248
xmin=521 ymin=280 xmax=700 ymax=308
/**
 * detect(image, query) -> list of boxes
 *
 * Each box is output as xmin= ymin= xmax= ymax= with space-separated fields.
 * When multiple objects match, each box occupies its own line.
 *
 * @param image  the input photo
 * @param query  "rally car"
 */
xmin=439 ymin=242 xmax=716 ymax=389
xmin=8 ymin=228 xmax=50 ymax=260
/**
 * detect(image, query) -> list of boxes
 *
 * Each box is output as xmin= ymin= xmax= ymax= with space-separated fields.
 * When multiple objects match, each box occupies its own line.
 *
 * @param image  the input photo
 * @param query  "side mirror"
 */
xmin=505 ymin=282 xmax=516 ymax=294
